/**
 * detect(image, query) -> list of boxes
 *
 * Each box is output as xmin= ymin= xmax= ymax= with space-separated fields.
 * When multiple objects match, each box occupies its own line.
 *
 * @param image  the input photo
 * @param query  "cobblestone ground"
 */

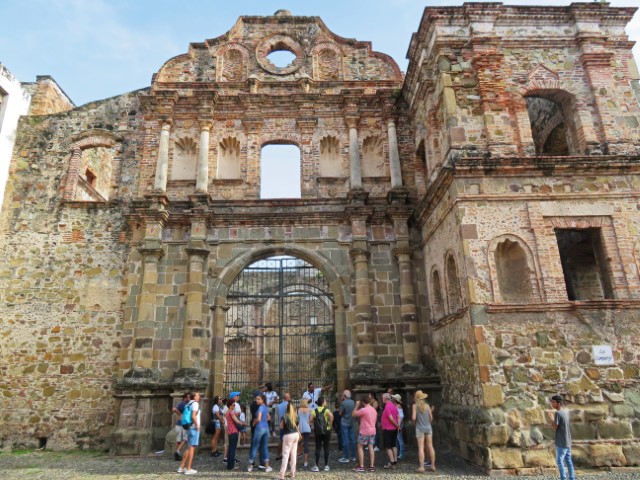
xmin=0 ymin=447 xmax=639 ymax=479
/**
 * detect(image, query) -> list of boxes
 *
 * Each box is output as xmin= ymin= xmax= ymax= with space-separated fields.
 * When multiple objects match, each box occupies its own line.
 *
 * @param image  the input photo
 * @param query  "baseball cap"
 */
xmin=230 ymin=391 xmax=240 ymax=398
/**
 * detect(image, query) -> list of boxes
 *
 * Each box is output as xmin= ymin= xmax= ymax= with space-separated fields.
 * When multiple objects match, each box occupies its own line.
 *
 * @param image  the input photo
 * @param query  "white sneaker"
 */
xmin=324 ymin=465 xmax=330 ymax=471
xmin=177 ymin=467 xmax=184 ymax=473
xmin=264 ymin=466 xmax=273 ymax=473
xmin=373 ymin=447 xmax=380 ymax=452
xmin=338 ymin=457 xmax=350 ymax=463
xmin=310 ymin=465 xmax=319 ymax=472
xmin=184 ymin=469 xmax=197 ymax=475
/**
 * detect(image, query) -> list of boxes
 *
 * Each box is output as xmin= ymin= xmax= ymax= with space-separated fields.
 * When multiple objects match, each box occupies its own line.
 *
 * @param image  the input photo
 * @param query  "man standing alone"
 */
xmin=548 ymin=395 xmax=575 ymax=480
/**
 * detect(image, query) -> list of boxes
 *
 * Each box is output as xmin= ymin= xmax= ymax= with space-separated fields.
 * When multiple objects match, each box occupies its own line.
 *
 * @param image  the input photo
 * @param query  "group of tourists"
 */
xmin=171 ymin=383 xmax=436 ymax=477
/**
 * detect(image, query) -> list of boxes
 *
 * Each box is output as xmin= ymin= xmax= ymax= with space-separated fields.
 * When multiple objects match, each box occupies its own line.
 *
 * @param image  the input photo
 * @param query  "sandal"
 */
xmin=368 ymin=466 xmax=375 ymax=472
xmin=417 ymin=468 xmax=426 ymax=473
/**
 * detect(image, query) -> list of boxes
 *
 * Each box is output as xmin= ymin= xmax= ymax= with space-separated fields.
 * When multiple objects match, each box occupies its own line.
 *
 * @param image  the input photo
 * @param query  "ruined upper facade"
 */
xmin=1 ymin=3 xmax=640 ymax=474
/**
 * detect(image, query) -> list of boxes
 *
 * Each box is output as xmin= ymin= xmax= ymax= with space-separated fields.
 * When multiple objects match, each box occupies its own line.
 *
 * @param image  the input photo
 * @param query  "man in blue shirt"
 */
xmin=171 ymin=392 xmax=189 ymax=461
xmin=338 ymin=389 xmax=356 ymax=463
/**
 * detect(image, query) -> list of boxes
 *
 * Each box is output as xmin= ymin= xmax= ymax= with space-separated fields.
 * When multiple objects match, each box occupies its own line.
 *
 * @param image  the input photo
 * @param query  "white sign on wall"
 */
xmin=592 ymin=345 xmax=614 ymax=366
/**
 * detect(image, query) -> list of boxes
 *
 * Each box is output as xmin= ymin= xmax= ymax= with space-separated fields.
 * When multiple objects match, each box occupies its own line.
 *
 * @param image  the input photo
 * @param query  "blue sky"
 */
xmin=1 ymin=0 xmax=639 ymax=106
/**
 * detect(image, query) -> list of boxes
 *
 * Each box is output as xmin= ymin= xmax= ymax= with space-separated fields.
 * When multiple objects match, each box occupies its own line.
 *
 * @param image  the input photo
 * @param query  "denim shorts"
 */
xmin=187 ymin=427 xmax=200 ymax=447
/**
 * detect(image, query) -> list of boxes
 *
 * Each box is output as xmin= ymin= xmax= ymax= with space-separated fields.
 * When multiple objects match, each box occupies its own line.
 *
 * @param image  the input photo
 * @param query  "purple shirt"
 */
xmin=381 ymin=402 xmax=399 ymax=431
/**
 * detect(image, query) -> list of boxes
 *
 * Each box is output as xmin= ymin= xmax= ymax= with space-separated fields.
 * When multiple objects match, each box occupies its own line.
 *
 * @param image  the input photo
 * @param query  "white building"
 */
xmin=0 ymin=63 xmax=32 ymax=209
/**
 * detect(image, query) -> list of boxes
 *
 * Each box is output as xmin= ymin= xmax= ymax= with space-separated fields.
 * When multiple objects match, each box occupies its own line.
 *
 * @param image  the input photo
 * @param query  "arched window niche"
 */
xmin=525 ymin=90 xmax=582 ymax=156
xmin=430 ymin=268 xmax=445 ymax=322
xmin=445 ymin=252 xmax=463 ymax=313
xmin=487 ymin=234 xmax=541 ymax=304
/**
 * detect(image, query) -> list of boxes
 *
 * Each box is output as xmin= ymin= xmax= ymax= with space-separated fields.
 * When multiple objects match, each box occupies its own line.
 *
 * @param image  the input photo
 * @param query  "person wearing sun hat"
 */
xmin=412 ymin=390 xmax=435 ymax=472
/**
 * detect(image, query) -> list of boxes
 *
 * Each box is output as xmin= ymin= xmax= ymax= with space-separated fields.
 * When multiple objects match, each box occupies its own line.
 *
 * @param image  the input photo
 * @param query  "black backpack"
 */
xmin=314 ymin=407 xmax=330 ymax=433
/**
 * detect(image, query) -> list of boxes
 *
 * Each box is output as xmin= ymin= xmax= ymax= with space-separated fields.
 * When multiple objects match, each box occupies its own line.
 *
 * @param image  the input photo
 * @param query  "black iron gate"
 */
xmin=224 ymin=256 xmax=336 ymax=402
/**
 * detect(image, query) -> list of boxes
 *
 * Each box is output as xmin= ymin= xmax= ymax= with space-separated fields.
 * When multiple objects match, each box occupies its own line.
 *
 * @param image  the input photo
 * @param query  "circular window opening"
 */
xmin=267 ymin=49 xmax=297 ymax=68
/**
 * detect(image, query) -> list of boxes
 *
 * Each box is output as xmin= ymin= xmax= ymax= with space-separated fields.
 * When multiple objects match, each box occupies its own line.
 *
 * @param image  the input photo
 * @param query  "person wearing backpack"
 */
xmin=171 ymin=392 xmax=189 ymax=461
xmin=177 ymin=391 xmax=201 ymax=475
xmin=310 ymin=396 xmax=333 ymax=472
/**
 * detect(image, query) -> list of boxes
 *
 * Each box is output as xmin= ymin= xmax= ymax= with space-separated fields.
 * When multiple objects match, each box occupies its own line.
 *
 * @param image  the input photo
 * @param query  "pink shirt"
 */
xmin=381 ymin=402 xmax=399 ymax=431
xmin=353 ymin=404 xmax=377 ymax=436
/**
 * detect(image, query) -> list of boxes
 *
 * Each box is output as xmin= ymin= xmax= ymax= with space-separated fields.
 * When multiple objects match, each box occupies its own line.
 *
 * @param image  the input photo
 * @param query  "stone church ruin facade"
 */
xmin=1 ymin=3 xmax=640 ymax=474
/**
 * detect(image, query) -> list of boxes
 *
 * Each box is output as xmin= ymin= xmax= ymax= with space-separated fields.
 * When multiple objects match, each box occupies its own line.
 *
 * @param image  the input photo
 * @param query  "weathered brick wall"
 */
xmin=24 ymin=76 xmax=74 ymax=116
xmin=404 ymin=3 xmax=640 ymax=172
xmin=0 ymin=92 xmax=143 ymax=450
xmin=406 ymin=3 xmax=640 ymax=472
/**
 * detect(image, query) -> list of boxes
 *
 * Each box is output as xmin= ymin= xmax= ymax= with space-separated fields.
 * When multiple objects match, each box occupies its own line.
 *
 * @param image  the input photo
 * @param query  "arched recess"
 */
xmin=62 ymin=129 xmax=121 ymax=202
xmin=361 ymin=136 xmax=387 ymax=178
xmin=429 ymin=267 xmax=446 ymax=322
xmin=517 ymin=66 xmax=588 ymax=156
xmin=209 ymin=245 xmax=350 ymax=396
xmin=171 ymin=136 xmax=197 ymax=180
xmin=444 ymin=251 xmax=463 ymax=313
xmin=487 ymin=234 xmax=542 ymax=304
xmin=215 ymin=43 xmax=250 ymax=82
xmin=217 ymin=136 xmax=241 ymax=179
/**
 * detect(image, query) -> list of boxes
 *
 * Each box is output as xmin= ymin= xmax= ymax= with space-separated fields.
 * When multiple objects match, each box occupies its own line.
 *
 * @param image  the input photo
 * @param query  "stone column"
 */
xmin=346 ymin=117 xmax=362 ymax=189
xmin=154 ymin=121 xmax=171 ymax=192
xmin=181 ymin=220 xmax=210 ymax=369
xmin=132 ymin=219 xmax=166 ymax=370
xmin=63 ymin=146 xmax=83 ymax=200
xmin=394 ymin=248 xmax=420 ymax=365
xmin=387 ymin=119 xmax=403 ymax=188
xmin=195 ymin=122 xmax=211 ymax=193
xmin=350 ymin=248 xmax=375 ymax=365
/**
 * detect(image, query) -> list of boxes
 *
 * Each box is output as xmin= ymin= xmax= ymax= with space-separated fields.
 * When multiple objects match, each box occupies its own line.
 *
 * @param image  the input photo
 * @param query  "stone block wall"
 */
xmin=0 ymin=92 xmax=143 ymax=450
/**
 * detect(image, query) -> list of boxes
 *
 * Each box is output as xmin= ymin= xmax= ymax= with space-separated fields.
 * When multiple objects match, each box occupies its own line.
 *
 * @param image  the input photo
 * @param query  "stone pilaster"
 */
xmin=181 ymin=220 xmax=210 ymax=370
xmin=350 ymin=247 xmax=375 ymax=365
xmin=195 ymin=122 xmax=211 ymax=193
xmin=130 ymin=216 xmax=166 ymax=372
xmin=154 ymin=121 xmax=171 ymax=192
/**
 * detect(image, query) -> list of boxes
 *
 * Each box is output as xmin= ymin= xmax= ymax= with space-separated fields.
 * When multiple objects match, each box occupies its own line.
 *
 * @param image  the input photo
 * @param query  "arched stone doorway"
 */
xmin=209 ymin=247 xmax=350 ymax=400
xmin=223 ymin=255 xmax=335 ymax=400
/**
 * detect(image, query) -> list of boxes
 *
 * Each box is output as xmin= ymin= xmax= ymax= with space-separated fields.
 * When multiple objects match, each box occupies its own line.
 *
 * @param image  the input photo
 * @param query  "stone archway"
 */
xmin=209 ymin=245 xmax=350 ymax=397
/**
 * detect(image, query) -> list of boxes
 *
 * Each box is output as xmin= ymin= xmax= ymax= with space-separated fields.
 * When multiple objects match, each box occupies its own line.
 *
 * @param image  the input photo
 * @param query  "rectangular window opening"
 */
xmin=555 ymin=228 xmax=613 ymax=301
xmin=260 ymin=144 xmax=301 ymax=199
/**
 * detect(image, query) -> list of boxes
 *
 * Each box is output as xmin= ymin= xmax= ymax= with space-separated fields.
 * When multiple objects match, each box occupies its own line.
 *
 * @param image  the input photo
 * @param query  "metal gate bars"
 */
xmin=223 ymin=256 xmax=336 ymax=402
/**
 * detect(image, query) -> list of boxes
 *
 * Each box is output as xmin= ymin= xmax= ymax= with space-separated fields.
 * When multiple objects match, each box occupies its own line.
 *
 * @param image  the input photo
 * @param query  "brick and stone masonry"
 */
xmin=0 ymin=4 xmax=639 ymax=474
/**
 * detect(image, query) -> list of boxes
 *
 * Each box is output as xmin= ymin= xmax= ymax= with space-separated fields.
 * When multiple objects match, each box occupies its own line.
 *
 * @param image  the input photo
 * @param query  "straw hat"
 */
xmin=392 ymin=394 xmax=402 ymax=404
xmin=415 ymin=390 xmax=428 ymax=400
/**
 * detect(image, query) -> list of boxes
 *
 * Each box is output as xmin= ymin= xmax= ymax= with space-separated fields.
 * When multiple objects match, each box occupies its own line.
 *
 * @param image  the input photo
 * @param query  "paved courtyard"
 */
xmin=1 ymin=446 xmax=639 ymax=480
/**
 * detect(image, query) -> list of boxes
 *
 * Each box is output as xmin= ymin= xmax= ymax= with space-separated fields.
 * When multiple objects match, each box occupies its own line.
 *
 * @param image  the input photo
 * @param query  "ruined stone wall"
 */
xmin=404 ymin=3 xmax=640 ymax=173
xmin=0 ymin=92 xmax=143 ymax=450
xmin=24 ymin=76 xmax=74 ymax=116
